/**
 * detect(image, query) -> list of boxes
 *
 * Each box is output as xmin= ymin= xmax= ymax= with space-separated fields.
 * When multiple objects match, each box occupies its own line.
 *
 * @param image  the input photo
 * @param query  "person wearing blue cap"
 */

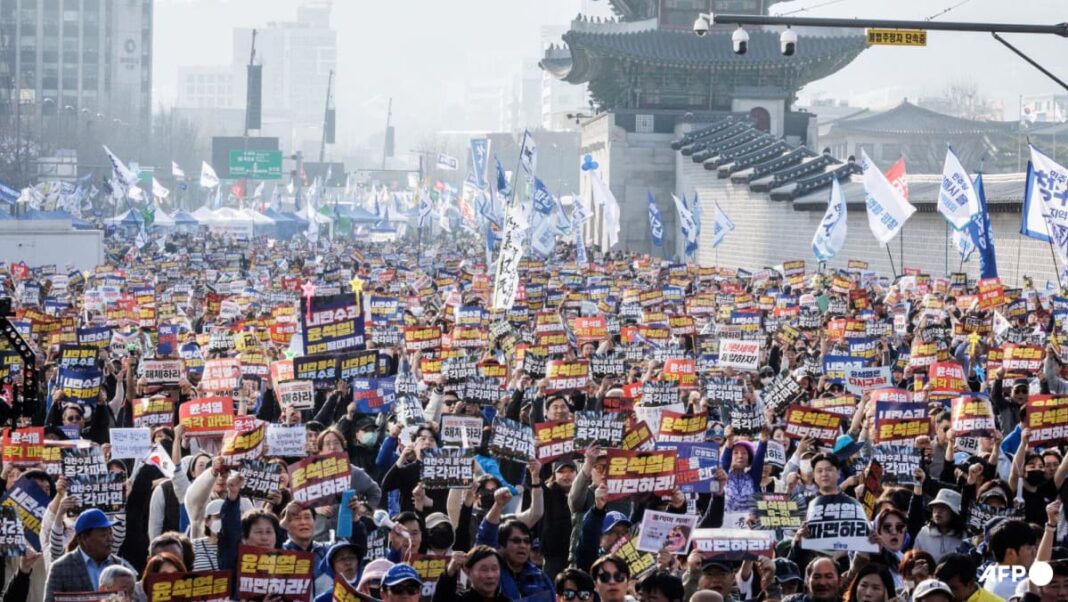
xmin=574 ymin=485 xmax=632 ymax=574
xmin=311 ymin=542 xmax=363 ymax=602
xmin=379 ymin=562 xmax=423 ymax=602
xmin=43 ymin=508 xmax=134 ymax=601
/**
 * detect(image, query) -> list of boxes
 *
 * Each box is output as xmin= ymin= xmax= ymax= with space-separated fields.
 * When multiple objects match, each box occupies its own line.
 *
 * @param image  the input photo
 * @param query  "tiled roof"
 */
xmin=828 ymin=101 xmax=1016 ymax=136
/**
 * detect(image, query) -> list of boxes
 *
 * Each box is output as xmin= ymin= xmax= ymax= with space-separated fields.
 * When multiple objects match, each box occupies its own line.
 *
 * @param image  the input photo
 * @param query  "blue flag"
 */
xmin=647 ymin=191 xmax=664 ymax=247
xmin=495 ymin=157 xmax=511 ymax=199
xmin=812 ymin=175 xmax=848 ymax=262
xmin=969 ymin=173 xmax=998 ymax=279
xmin=470 ymin=139 xmax=489 ymax=189
xmin=531 ymin=178 xmax=555 ymax=215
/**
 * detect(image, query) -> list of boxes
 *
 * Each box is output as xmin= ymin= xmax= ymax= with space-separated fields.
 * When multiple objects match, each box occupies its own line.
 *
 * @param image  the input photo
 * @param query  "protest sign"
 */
xmin=403 ymin=326 xmax=441 ymax=352
xmin=221 ymin=423 xmax=267 ymax=463
xmin=572 ymin=316 xmax=608 ymax=345
xmin=61 ymin=447 xmax=107 ymax=478
xmin=635 ymin=510 xmax=697 ymax=554
xmin=801 ymin=495 xmax=877 ymax=552
xmin=718 ymin=339 xmax=760 ymax=371
xmin=861 ymin=459 xmax=883 ymax=520
xmin=239 ymin=460 xmax=284 ymax=501
xmin=534 ymin=420 xmax=575 ymax=462
xmin=754 ymin=493 xmax=803 ymax=533
xmin=68 ymin=474 xmax=124 ymax=514
xmin=810 ymin=395 xmax=858 ymax=418
xmin=765 ymin=441 xmax=787 ymax=469
xmin=1 ymin=428 xmax=45 ymax=467
xmin=460 ymin=377 xmax=504 ymax=406
xmin=288 ymin=453 xmax=350 ymax=508
xmin=410 ymin=554 xmax=450 ymax=599
xmin=574 ymin=411 xmax=627 ymax=448
xmin=0 ymin=506 xmax=25 ymax=557
xmin=237 ymin=545 xmax=313 ymax=602
xmin=620 ymin=421 xmax=657 ymax=452
xmin=132 ymin=396 xmax=174 ymax=428
xmin=668 ymin=444 xmax=721 ymax=494
xmin=604 ymin=449 xmax=677 ymax=501
xmin=352 ymin=377 xmax=396 ymax=413
xmin=872 ymin=444 xmax=923 ymax=485
xmin=640 ymin=380 xmax=680 ymax=408
xmin=440 ymin=415 xmax=484 ymax=448
xmin=1025 ymin=395 xmax=1068 ymax=447
xmin=607 ymin=534 xmax=657 ymax=580
xmin=845 ymin=366 xmax=892 ymax=395
xmin=690 ymin=528 xmax=775 ymax=560
xmin=950 ymin=393 xmax=997 ymax=437
xmin=488 ymin=417 xmax=536 ymax=463
xmin=784 ymin=405 xmax=841 ymax=444
xmin=544 ymin=359 xmax=590 ymax=394
xmin=292 ymin=355 xmax=339 ymax=390
xmin=179 ymin=397 xmax=234 ymax=436
xmin=143 ymin=570 xmax=231 ymax=602
xmin=53 ymin=593 xmax=126 ymax=602
xmin=0 ymin=477 xmax=47 ymax=552
xmin=141 ymin=359 xmax=184 ymax=385
xmin=1001 ymin=344 xmax=1043 ymax=377
xmin=704 ymin=376 xmax=746 ymax=404
xmin=329 ymin=576 xmax=361 ymax=602
xmin=199 ymin=358 xmax=240 ymax=393
xmin=929 ymin=361 xmax=966 ymax=398
xmin=300 ymin=292 xmax=365 ymax=356
xmin=762 ymin=374 xmax=805 ymax=415
xmin=727 ymin=403 xmax=765 ymax=436
xmin=420 ymin=448 xmax=476 ymax=489
xmin=337 ymin=349 xmax=379 ymax=381
xmin=266 ymin=424 xmax=307 ymax=457
xmin=822 ymin=355 xmax=867 ymax=381
xmin=58 ymin=366 xmax=102 ymax=404
xmin=966 ymin=502 xmax=1023 ymax=536
xmin=276 ymin=380 xmax=315 ymax=411
xmin=657 ymin=411 xmax=708 ymax=443
xmin=58 ymin=345 xmax=98 ymax=369
xmin=591 ymin=353 xmax=627 ymax=379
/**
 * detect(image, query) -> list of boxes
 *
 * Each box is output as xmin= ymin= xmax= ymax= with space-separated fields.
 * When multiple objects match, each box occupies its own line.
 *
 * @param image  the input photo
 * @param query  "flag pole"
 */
xmin=1047 ymin=238 xmax=1063 ymax=291
xmin=944 ymin=222 xmax=949 ymax=276
xmin=886 ymin=244 xmax=898 ymax=278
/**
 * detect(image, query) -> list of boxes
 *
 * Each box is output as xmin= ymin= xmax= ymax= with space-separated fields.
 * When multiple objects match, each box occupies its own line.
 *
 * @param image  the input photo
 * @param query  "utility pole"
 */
xmin=294 ymin=150 xmax=304 ymax=211
xmin=381 ymin=97 xmax=392 ymax=170
xmin=244 ymin=29 xmax=258 ymax=142
xmin=319 ymin=70 xmax=334 ymax=165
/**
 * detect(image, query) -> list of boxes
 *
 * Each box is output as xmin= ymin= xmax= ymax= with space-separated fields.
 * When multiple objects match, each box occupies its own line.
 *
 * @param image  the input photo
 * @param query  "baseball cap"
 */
xmin=553 ymin=458 xmax=577 ymax=472
xmin=602 ymin=511 xmax=631 ymax=534
xmin=205 ymin=499 xmax=224 ymax=517
xmin=74 ymin=508 xmax=115 ymax=535
xmin=382 ymin=563 xmax=423 ymax=588
xmin=425 ymin=512 xmax=451 ymax=530
xmin=701 ymin=557 xmax=736 ymax=573
xmin=774 ymin=558 xmax=802 ymax=584
xmin=912 ymin=579 xmax=953 ymax=601
xmin=357 ymin=559 xmax=395 ymax=590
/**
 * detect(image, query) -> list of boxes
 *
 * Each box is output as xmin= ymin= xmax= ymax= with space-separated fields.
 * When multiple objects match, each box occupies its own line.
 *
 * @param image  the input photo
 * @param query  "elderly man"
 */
xmin=44 ymin=509 xmax=135 ymax=600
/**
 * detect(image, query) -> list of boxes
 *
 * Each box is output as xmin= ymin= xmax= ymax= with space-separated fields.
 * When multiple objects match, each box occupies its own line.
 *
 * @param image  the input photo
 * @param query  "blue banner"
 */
xmin=300 ymin=292 xmax=366 ymax=356
xmin=970 ymin=173 xmax=998 ymax=279
xmin=531 ymin=178 xmax=555 ymax=215
xmin=647 ymin=191 xmax=664 ymax=247
xmin=470 ymin=139 xmax=489 ymax=189
xmin=0 ymin=477 xmax=49 ymax=552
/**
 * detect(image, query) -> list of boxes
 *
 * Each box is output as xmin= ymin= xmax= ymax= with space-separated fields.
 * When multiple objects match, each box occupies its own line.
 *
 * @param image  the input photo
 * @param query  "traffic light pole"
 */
xmin=711 ymin=14 xmax=1068 ymax=92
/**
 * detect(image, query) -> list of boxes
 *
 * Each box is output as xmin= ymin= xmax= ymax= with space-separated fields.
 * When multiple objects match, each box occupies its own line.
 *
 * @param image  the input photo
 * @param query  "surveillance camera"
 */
xmin=781 ymin=27 xmax=798 ymax=56
xmin=693 ymin=14 xmax=710 ymax=36
xmin=732 ymin=27 xmax=749 ymax=55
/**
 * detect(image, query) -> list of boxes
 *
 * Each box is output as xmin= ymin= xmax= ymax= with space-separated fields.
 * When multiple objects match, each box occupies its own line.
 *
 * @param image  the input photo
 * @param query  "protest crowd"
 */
xmin=1 ymin=228 xmax=1068 ymax=602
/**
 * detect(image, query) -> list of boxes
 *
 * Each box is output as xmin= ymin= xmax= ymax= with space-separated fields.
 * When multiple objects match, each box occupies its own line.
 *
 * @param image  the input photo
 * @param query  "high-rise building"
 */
xmin=539 ymin=25 xmax=588 ymax=131
xmin=0 ymin=0 xmax=153 ymax=133
xmin=232 ymin=1 xmax=336 ymax=153
xmin=176 ymin=66 xmax=235 ymax=110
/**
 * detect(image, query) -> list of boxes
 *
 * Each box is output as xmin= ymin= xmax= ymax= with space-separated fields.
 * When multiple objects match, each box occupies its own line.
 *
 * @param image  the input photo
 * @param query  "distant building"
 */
xmin=232 ymin=1 xmax=336 ymax=154
xmin=1022 ymin=94 xmax=1068 ymax=124
xmin=176 ymin=66 xmax=235 ymax=110
xmin=540 ymin=25 xmax=589 ymax=131
xmin=0 ymin=0 xmax=153 ymax=133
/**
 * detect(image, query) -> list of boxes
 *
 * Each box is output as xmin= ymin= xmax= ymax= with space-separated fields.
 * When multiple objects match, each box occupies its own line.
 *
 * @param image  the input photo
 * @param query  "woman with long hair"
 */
xmin=843 ymin=564 xmax=896 ymax=602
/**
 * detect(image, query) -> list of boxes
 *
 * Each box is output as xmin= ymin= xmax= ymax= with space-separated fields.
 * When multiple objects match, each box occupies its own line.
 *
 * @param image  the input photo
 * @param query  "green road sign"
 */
xmin=228 ymin=150 xmax=283 ymax=179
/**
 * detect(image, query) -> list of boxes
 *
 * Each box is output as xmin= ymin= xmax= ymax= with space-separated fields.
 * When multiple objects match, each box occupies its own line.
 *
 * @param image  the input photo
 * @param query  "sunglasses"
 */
xmin=881 ymin=523 xmax=906 ymax=534
xmin=387 ymin=583 xmax=421 ymax=596
xmin=508 ymin=537 xmax=532 ymax=545
xmin=561 ymin=589 xmax=594 ymax=601
xmin=597 ymin=571 xmax=627 ymax=584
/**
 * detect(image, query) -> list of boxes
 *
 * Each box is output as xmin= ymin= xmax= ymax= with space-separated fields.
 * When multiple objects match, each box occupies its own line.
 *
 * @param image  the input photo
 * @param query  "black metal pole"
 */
xmin=710 ymin=13 xmax=1068 ymax=36
xmin=991 ymin=33 xmax=1068 ymax=93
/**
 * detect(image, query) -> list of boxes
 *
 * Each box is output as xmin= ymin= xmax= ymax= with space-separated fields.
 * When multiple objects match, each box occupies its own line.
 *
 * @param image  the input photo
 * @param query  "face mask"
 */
xmin=1026 ymin=470 xmax=1046 ymax=486
xmin=428 ymin=526 xmax=454 ymax=550
xmin=209 ymin=519 xmax=222 ymax=534
xmin=800 ymin=459 xmax=813 ymax=475
xmin=359 ymin=431 xmax=378 ymax=446
xmin=761 ymin=377 xmax=773 ymax=387
xmin=479 ymin=490 xmax=496 ymax=509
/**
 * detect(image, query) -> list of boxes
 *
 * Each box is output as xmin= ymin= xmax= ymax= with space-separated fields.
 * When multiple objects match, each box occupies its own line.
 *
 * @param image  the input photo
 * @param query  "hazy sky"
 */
xmin=153 ymin=0 xmax=1067 ymax=151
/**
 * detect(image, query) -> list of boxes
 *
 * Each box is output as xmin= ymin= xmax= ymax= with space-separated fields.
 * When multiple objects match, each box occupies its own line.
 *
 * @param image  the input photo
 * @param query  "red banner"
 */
xmin=179 ymin=398 xmax=234 ymax=436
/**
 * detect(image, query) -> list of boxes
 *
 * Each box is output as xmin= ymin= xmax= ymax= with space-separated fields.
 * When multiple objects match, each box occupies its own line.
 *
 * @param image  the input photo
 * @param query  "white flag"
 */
xmin=252 ymin=181 xmax=265 ymax=199
xmin=812 ymin=175 xmax=847 ymax=261
xmin=711 ymin=201 xmax=735 ymax=248
xmin=519 ymin=130 xmax=537 ymax=176
xmin=145 ymin=443 xmax=175 ymax=478
xmin=492 ymin=207 xmax=528 ymax=310
xmin=672 ymin=194 xmax=698 ymax=245
xmin=1024 ymin=145 xmax=1068 ymax=259
xmin=200 ymin=161 xmax=219 ymax=188
xmin=171 ymin=161 xmax=185 ymax=178
xmin=103 ymin=145 xmax=137 ymax=187
xmin=152 ymin=178 xmax=170 ymax=199
xmin=860 ymin=149 xmax=915 ymax=244
xmin=306 ymin=200 xmax=319 ymax=243
xmin=436 ymin=153 xmax=459 ymax=171
xmin=135 ymin=223 xmax=149 ymax=249
xmin=938 ymin=147 xmax=980 ymax=230
xmin=590 ymin=172 xmax=619 ymax=251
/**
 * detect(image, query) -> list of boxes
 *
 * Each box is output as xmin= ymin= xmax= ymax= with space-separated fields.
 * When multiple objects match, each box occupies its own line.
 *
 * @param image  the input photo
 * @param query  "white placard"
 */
xmin=266 ymin=424 xmax=307 ymax=457
xmin=718 ymin=339 xmax=760 ymax=371
xmin=276 ymin=380 xmax=315 ymax=410
xmin=109 ymin=427 xmax=153 ymax=460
